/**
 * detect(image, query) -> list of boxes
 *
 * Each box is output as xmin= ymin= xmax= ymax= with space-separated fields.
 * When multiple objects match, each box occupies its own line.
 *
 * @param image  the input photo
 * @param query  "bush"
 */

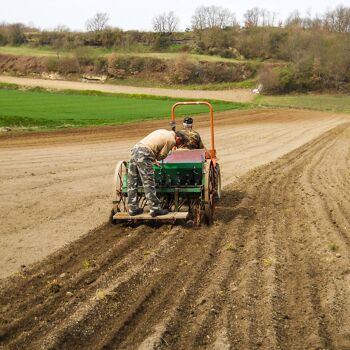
xmin=0 ymin=31 xmax=7 ymax=45
xmin=258 ymin=66 xmax=282 ymax=93
xmin=208 ymin=47 xmax=240 ymax=59
xmin=144 ymin=58 xmax=166 ymax=72
xmin=93 ymin=56 xmax=108 ymax=74
xmin=45 ymin=57 xmax=59 ymax=71
xmin=57 ymin=57 xmax=80 ymax=74
xmin=107 ymin=55 xmax=125 ymax=78
xmin=153 ymin=34 xmax=172 ymax=50
xmin=7 ymin=24 xmax=25 ymax=45
xmin=107 ymin=55 xmax=168 ymax=78
xmin=177 ymin=44 xmax=192 ymax=53
xmin=74 ymin=47 xmax=96 ymax=65
xmin=129 ymin=57 xmax=146 ymax=74
xmin=110 ymin=54 xmax=129 ymax=70
xmin=278 ymin=66 xmax=296 ymax=91
xmin=201 ymin=62 xmax=230 ymax=83
xmin=218 ymin=48 xmax=238 ymax=59
xmin=165 ymin=55 xmax=194 ymax=83
xmin=259 ymin=65 xmax=298 ymax=94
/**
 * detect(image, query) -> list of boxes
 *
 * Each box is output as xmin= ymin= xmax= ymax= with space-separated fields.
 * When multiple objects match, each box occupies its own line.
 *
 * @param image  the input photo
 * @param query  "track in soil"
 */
xmin=0 ymin=108 xmax=347 ymax=279
xmin=1 ymin=123 xmax=350 ymax=349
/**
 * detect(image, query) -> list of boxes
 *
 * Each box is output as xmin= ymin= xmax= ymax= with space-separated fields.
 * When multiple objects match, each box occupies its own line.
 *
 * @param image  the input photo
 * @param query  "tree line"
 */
xmin=1 ymin=5 xmax=349 ymax=44
xmin=0 ymin=4 xmax=349 ymax=93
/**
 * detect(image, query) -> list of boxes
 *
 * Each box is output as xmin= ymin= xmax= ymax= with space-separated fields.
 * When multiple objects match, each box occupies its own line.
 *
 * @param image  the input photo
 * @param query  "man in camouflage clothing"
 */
xmin=128 ymin=129 xmax=188 ymax=217
xmin=181 ymin=117 xmax=205 ymax=149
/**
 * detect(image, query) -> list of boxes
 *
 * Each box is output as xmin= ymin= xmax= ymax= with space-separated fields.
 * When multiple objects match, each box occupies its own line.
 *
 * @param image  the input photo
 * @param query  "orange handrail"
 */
xmin=171 ymin=101 xmax=216 ymax=159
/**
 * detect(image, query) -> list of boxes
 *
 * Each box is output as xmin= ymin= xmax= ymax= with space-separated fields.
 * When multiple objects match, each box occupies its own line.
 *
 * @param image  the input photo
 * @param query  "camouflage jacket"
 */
xmin=181 ymin=129 xmax=204 ymax=149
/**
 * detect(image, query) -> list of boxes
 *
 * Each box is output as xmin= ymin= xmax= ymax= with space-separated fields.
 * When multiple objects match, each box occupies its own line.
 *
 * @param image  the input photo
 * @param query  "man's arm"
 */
xmin=195 ymin=133 xmax=210 ymax=157
xmin=157 ymin=139 xmax=175 ymax=160
xmin=198 ymin=136 xmax=205 ymax=149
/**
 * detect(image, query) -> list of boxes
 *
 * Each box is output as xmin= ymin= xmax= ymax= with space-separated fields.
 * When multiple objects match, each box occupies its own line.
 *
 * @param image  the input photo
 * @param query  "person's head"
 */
xmin=183 ymin=117 xmax=193 ymax=129
xmin=175 ymin=131 xmax=188 ymax=147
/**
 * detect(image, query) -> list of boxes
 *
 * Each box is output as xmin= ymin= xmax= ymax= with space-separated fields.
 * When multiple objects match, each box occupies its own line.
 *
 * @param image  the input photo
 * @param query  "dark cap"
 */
xmin=183 ymin=117 xmax=193 ymax=125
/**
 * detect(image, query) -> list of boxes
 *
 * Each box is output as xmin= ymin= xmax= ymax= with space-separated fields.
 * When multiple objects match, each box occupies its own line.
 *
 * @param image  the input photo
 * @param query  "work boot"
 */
xmin=150 ymin=208 xmax=169 ymax=217
xmin=128 ymin=208 xmax=144 ymax=216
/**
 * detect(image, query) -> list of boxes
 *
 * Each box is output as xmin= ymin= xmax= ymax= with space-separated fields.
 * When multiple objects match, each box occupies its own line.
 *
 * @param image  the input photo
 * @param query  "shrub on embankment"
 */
xmin=257 ymin=30 xmax=350 ymax=94
xmin=0 ymin=53 xmax=257 ymax=85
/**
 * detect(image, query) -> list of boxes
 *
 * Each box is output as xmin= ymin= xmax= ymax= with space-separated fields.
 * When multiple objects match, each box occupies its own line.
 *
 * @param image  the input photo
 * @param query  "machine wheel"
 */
xmin=204 ymin=161 xmax=216 ymax=225
xmin=112 ymin=161 xmax=128 ymax=216
xmin=215 ymin=164 xmax=222 ymax=202
xmin=109 ymin=208 xmax=117 ymax=225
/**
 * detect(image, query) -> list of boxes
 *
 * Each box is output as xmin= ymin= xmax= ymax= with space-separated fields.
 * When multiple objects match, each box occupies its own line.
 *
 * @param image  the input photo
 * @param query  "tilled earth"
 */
xmin=0 ymin=110 xmax=350 ymax=349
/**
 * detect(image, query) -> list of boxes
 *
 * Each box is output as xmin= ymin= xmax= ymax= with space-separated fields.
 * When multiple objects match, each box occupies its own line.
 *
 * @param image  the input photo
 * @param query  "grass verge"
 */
xmin=254 ymin=94 xmax=350 ymax=114
xmin=104 ymin=77 xmax=256 ymax=90
xmin=0 ymin=45 xmax=260 ymax=64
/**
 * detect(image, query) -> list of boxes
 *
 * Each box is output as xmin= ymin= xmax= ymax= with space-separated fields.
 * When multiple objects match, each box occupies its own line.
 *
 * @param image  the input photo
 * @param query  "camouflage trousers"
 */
xmin=127 ymin=145 xmax=160 ymax=212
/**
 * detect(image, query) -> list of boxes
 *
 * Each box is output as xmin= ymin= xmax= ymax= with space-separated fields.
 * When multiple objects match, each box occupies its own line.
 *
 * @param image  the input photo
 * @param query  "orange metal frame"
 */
xmin=171 ymin=101 xmax=216 ymax=159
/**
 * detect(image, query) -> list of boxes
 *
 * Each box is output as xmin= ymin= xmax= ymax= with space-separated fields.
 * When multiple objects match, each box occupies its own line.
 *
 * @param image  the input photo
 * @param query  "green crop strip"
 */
xmin=0 ymin=87 xmax=252 ymax=129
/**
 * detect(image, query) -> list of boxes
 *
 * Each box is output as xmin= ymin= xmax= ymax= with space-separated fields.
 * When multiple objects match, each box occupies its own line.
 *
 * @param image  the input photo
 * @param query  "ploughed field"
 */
xmin=0 ymin=109 xmax=349 ymax=349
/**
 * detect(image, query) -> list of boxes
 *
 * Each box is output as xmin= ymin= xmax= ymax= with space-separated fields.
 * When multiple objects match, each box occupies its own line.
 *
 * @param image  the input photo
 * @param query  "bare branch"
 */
xmin=191 ymin=6 xmax=237 ymax=30
xmin=324 ymin=5 xmax=350 ymax=32
xmin=86 ymin=13 xmax=110 ymax=32
xmin=152 ymin=11 xmax=179 ymax=33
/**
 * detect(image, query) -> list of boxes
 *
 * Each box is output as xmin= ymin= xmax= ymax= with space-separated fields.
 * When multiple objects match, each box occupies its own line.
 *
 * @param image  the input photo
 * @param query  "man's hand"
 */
xmin=154 ymin=160 xmax=161 ymax=167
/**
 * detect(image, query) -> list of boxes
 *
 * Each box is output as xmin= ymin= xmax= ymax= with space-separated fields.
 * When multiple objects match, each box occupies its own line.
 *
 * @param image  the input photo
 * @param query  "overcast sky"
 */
xmin=2 ymin=0 xmax=350 ymax=31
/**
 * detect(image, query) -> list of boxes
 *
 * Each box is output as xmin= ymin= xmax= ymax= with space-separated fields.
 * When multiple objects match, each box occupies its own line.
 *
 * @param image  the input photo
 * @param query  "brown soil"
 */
xmin=0 ymin=56 xmax=46 ymax=74
xmin=0 ymin=75 xmax=254 ymax=102
xmin=0 ymin=109 xmax=349 ymax=349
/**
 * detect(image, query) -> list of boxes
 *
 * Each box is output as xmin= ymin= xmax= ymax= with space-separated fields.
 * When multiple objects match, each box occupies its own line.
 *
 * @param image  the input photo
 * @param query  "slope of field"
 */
xmin=1 ymin=122 xmax=349 ymax=349
xmin=0 ymin=46 xmax=251 ymax=63
xmin=0 ymin=109 xmax=347 ymax=280
xmin=256 ymin=94 xmax=350 ymax=114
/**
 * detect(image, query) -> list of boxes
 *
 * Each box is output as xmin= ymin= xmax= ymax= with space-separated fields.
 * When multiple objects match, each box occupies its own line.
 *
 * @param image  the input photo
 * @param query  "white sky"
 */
xmin=1 ymin=0 xmax=350 ymax=31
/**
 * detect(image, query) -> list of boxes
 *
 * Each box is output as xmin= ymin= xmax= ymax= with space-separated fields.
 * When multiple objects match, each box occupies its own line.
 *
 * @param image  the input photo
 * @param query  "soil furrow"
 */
xmin=1 ymin=117 xmax=350 ymax=349
xmin=1 ymin=225 xmax=166 ymax=347
xmin=42 ymin=227 xmax=213 ymax=349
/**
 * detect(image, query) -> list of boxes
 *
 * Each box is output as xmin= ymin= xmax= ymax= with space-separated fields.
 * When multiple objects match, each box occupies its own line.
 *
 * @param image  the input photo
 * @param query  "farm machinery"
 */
xmin=111 ymin=101 xmax=221 ymax=226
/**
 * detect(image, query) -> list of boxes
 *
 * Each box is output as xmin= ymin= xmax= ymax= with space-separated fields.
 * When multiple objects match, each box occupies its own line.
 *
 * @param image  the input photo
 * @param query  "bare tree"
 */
xmin=52 ymin=36 xmax=65 ymax=58
xmin=324 ymin=5 xmax=350 ymax=32
xmin=191 ymin=6 xmax=237 ymax=30
xmin=191 ymin=6 xmax=207 ymax=31
xmin=285 ymin=10 xmax=303 ymax=27
xmin=86 ymin=12 xmax=110 ymax=32
xmin=152 ymin=14 xmax=166 ymax=33
xmin=244 ymin=7 xmax=261 ymax=27
xmin=54 ymin=25 xmax=70 ymax=33
xmin=7 ymin=23 xmax=25 ymax=45
xmin=152 ymin=11 xmax=179 ymax=33
xmin=261 ymin=9 xmax=277 ymax=26
xmin=243 ymin=7 xmax=276 ymax=27
xmin=166 ymin=11 xmax=179 ymax=33
xmin=285 ymin=9 xmax=331 ymax=29
xmin=216 ymin=7 xmax=235 ymax=28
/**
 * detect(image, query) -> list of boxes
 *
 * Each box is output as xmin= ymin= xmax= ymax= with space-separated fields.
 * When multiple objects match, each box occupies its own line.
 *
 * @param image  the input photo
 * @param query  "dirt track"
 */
xmin=0 ymin=75 xmax=254 ymax=102
xmin=1 ymin=109 xmax=350 ymax=349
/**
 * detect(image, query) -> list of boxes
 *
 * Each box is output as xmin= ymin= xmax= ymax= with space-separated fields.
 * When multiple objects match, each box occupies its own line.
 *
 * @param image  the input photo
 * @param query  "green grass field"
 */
xmin=0 ymin=88 xmax=251 ymax=129
xmin=254 ymin=94 xmax=350 ymax=114
xmin=0 ymin=45 xmax=259 ymax=64
xmin=0 ymin=45 xmax=107 ymax=57
xmin=116 ymin=52 xmax=258 ymax=64
xmin=0 ymin=45 xmax=63 ymax=57
xmin=103 ymin=77 xmax=257 ymax=90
